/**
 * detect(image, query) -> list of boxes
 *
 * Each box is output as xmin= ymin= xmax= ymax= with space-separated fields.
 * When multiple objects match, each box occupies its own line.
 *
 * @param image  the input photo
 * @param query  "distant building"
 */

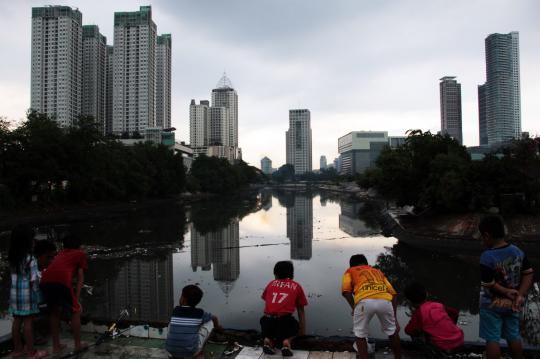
xmin=113 ymin=6 xmax=157 ymax=136
xmin=286 ymin=109 xmax=312 ymax=174
xmin=82 ymin=25 xmax=107 ymax=130
xmin=333 ymin=157 xmax=341 ymax=173
xmin=439 ymin=76 xmax=462 ymax=144
xmin=190 ymin=99 xmax=209 ymax=150
xmin=174 ymin=142 xmax=194 ymax=170
xmin=320 ymin=156 xmax=327 ymax=170
xmin=338 ymin=131 xmax=388 ymax=175
xmin=31 ymin=6 xmax=83 ymax=127
xmin=388 ymin=136 xmax=406 ymax=148
xmin=483 ymin=32 xmax=521 ymax=145
xmin=261 ymin=157 xmax=273 ymax=175
xmin=105 ymin=46 xmax=114 ymax=134
xmin=156 ymin=34 xmax=172 ymax=129
xmin=212 ymin=74 xmax=238 ymax=147
xmin=478 ymin=84 xmax=488 ymax=146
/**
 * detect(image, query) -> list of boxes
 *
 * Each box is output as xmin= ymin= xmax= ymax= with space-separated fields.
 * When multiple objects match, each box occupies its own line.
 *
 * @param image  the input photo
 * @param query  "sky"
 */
xmin=0 ymin=1 xmax=539 ymax=169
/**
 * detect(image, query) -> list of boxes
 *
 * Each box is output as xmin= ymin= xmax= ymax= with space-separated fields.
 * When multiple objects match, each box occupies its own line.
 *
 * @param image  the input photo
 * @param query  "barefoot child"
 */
xmin=166 ymin=285 xmax=222 ymax=359
xmin=40 ymin=233 xmax=88 ymax=356
xmin=260 ymin=261 xmax=307 ymax=357
xmin=8 ymin=225 xmax=48 ymax=359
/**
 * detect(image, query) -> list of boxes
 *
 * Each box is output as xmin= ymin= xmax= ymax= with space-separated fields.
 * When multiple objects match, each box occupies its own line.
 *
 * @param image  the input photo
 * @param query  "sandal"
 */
xmin=281 ymin=347 xmax=293 ymax=357
xmin=263 ymin=345 xmax=275 ymax=355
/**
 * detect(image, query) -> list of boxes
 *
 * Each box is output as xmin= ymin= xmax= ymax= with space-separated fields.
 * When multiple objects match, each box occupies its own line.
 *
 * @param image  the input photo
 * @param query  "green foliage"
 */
xmin=188 ymin=155 xmax=263 ymax=194
xmin=360 ymin=130 xmax=540 ymax=213
xmin=0 ymin=111 xmax=187 ymax=208
xmin=271 ymin=164 xmax=295 ymax=183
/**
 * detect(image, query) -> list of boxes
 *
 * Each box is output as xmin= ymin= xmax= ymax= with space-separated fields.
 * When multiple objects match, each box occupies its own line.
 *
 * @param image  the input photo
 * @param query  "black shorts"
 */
xmin=260 ymin=315 xmax=299 ymax=344
xmin=40 ymin=283 xmax=74 ymax=318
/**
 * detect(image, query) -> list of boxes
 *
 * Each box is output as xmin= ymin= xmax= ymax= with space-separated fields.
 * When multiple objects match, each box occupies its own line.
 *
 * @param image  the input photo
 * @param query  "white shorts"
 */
xmin=353 ymin=299 xmax=396 ymax=338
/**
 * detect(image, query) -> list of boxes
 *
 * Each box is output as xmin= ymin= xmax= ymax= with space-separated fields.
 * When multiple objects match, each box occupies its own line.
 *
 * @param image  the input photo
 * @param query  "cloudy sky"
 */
xmin=1 ymin=1 xmax=539 ymax=168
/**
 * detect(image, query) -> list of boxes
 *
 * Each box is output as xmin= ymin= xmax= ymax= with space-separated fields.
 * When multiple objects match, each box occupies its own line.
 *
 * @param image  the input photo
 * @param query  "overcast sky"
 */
xmin=1 ymin=0 xmax=539 ymax=168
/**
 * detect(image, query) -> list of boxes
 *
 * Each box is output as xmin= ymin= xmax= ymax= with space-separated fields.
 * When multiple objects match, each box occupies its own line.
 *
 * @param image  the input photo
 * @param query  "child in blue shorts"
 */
xmin=478 ymin=215 xmax=534 ymax=359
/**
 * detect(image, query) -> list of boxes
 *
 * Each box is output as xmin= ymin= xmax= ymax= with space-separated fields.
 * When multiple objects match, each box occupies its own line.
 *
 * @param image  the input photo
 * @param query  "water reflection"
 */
xmin=191 ymin=220 xmax=240 ymax=295
xmin=339 ymin=202 xmax=379 ymax=237
xmin=286 ymin=196 xmax=313 ymax=260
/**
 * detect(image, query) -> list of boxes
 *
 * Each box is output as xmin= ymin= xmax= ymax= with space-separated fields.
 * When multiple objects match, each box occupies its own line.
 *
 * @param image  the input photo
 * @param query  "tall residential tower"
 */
xmin=82 ymin=25 xmax=107 ymax=128
xmin=286 ymin=109 xmax=312 ymax=174
xmin=439 ymin=76 xmax=462 ymax=144
xmin=483 ymin=32 xmax=521 ymax=145
xmin=31 ymin=6 xmax=83 ymax=127
xmin=112 ymin=6 xmax=157 ymax=136
xmin=156 ymin=34 xmax=172 ymax=129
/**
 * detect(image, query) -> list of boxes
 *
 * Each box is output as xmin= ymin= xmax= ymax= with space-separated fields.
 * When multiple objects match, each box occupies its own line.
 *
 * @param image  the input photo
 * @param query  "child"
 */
xmin=166 ymin=285 xmax=222 ymax=359
xmin=260 ymin=261 xmax=307 ymax=357
xmin=33 ymin=240 xmax=57 ymax=344
xmin=478 ymin=215 xmax=533 ymax=359
xmin=8 ymin=225 xmax=48 ymax=359
xmin=341 ymin=254 xmax=402 ymax=359
xmin=40 ymin=233 xmax=88 ymax=356
xmin=33 ymin=240 xmax=57 ymax=272
xmin=404 ymin=282 xmax=464 ymax=353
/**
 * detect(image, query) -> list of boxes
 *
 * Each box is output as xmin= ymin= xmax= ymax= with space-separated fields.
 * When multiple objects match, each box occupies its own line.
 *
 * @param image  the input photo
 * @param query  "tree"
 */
xmin=271 ymin=164 xmax=295 ymax=183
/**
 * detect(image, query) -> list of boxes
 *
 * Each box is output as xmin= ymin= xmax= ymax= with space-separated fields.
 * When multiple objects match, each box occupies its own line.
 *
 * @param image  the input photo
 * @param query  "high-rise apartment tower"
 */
xmin=156 ymin=34 xmax=171 ymax=129
xmin=286 ymin=109 xmax=312 ymax=174
xmin=211 ymin=74 xmax=238 ymax=147
xmin=112 ymin=6 xmax=157 ymax=136
xmin=82 ymin=25 xmax=107 ymax=128
xmin=483 ymin=32 xmax=521 ymax=145
xmin=439 ymin=76 xmax=462 ymax=144
xmin=31 ymin=6 xmax=83 ymax=127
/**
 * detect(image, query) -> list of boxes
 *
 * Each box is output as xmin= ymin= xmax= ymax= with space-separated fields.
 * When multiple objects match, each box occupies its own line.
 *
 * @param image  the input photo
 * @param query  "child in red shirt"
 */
xmin=40 ymin=234 xmax=88 ymax=356
xmin=404 ymin=282 xmax=464 ymax=353
xmin=260 ymin=261 xmax=307 ymax=357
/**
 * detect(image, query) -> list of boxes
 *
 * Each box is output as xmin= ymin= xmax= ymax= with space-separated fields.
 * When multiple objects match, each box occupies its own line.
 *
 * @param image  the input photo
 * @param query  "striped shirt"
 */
xmin=166 ymin=306 xmax=212 ymax=357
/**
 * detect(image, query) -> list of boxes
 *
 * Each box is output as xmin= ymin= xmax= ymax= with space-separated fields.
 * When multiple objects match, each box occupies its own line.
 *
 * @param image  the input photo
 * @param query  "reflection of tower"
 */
xmin=190 ymin=220 xmax=240 ymax=296
xmin=102 ymin=254 xmax=174 ymax=322
xmin=286 ymin=196 xmax=313 ymax=260
xmin=261 ymin=191 xmax=273 ymax=211
xmin=339 ymin=201 xmax=370 ymax=237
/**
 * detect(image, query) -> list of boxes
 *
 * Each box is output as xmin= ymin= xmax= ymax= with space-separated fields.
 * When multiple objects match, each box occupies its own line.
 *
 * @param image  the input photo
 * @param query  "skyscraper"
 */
xmin=439 ymin=76 xmax=462 ymax=144
xmin=31 ymin=6 xmax=83 ymax=127
xmin=261 ymin=157 xmax=272 ymax=175
xmin=208 ymin=107 xmax=230 ymax=146
xmin=286 ymin=109 xmax=312 ymax=174
xmin=105 ymin=46 xmax=114 ymax=135
xmin=82 ymin=25 xmax=107 ymax=128
xmin=320 ymin=155 xmax=327 ymax=170
xmin=189 ymin=99 xmax=209 ymax=150
xmin=156 ymin=34 xmax=172 ymax=129
xmin=483 ymin=32 xmax=521 ymax=145
xmin=113 ymin=6 xmax=157 ymax=136
xmin=212 ymin=74 xmax=238 ymax=147
xmin=478 ymin=84 xmax=488 ymax=146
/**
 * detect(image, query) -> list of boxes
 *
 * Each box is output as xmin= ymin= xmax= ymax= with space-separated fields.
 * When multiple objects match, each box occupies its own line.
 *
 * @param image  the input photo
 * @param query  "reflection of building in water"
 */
xmin=286 ymin=196 xmax=313 ymax=260
xmin=190 ymin=220 xmax=240 ymax=295
xmin=261 ymin=191 xmax=273 ymax=211
xmin=339 ymin=202 xmax=371 ymax=237
xmin=99 ymin=254 xmax=174 ymax=322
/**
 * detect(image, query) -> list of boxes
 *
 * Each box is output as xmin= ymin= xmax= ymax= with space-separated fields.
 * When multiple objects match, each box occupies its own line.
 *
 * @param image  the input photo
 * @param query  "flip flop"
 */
xmin=281 ymin=347 xmax=293 ymax=357
xmin=263 ymin=345 xmax=276 ymax=355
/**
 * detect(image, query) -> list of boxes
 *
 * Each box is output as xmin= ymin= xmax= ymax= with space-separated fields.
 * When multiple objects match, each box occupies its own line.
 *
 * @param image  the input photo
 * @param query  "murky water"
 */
xmin=3 ymin=190 xmax=539 ymax=343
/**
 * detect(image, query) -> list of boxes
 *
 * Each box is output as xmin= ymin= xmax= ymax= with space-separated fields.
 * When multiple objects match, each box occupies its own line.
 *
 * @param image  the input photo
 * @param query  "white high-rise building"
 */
xmin=208 ymin=107 xmax=229 ymax=146
xmin=320 ymin=155 xmax=327 ymax=170
xmin=484 ymin=31 xmax=521 ymax=145
xmin=113 ymin=6 xmax=157 ymax=136
xmin=31 ymin=6 xmax=83 ymax=127
xmin=211 ymin=74 xmax=238 ymax=147
xmin=156 ymin=34 xmax=171 ymax=129
xmin=261 ymin=156 xmax=272 ymax=175
xmin=189 ymin=99 xmax=209 ymax=156
xmin=105 ymin=46 xmax=114 ymax=135
xmin=286 ymin=109 xmax=312 ymax=174
xmin=82 ymin=25 xmax=107 ymax=128
xmin=439 ymin=76 xmax=463 ymax=144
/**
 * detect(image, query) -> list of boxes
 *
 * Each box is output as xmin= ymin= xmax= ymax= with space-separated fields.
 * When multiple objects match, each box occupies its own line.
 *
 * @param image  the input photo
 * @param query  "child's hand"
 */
xmin=504 ymin=288 xmax=519 ymax=300
xmin=512 ymin=295 xmax=525 ymax=312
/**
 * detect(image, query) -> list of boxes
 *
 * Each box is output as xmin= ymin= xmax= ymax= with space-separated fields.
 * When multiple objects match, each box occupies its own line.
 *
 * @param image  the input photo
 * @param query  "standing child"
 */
xmin=478 ymin=215 xmax=534 ymax=359
xmin=165 ymin=285 xmax=222 ymax=359
xmin=40 ymin=233 xmax=88 ymax=356
xmin=341 ymin=254 xmax=402 ymax=359
xmin=260 ymin=261 xmax=307 ymax=357
xmin=404 ymin=282 xmax=464 ymax=354
xmin=8 ymin=225 xmax=48 ymax=359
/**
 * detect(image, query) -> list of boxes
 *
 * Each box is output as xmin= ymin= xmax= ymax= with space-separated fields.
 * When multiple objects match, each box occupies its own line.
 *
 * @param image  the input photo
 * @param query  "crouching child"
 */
xmin=166 ymin=285 xmax=222 ymax=359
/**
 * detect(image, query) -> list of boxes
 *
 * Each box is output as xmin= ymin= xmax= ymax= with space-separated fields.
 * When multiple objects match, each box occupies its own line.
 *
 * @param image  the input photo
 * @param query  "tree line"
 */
xmin=0 ymin=112 xmax=262 ymax=209
xmin=359 ymin=130 xmax=540 ymax=214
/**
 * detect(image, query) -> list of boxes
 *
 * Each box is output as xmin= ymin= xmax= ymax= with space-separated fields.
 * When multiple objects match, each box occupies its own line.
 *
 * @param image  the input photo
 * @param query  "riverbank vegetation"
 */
xmin=359 ymin=130 xmax=540 ymax=214
xmin=0 ymin=112 xmax=262 ymax=209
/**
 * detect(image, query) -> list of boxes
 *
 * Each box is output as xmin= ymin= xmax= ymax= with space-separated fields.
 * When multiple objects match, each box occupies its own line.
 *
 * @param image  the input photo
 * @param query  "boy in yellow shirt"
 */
xmin=341 ymin=254 xmax=402 ymax=359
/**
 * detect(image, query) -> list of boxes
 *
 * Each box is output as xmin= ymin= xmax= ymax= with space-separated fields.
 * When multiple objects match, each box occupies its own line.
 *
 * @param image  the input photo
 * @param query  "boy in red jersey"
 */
xmin=260 ymin=261 xmax=307 ymax=357
xmin=40 ymin=233 xmax=88 ymax=356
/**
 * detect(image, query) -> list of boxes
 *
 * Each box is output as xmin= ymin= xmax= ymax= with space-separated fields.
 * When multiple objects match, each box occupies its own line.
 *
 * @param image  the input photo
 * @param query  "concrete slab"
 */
xmin=331 ymin=352 xmax=356 ymax=359
xmin=261 ymin=349 xmax=309 ymax=359
xmin=237 ymin=346 xmax=263 ymax=359
xmin=308 ymin=352 xmax=333 ymax=359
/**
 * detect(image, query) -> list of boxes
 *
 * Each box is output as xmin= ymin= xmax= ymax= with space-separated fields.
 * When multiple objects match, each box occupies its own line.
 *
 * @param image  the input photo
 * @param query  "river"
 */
xmin=1 ymin=189 xmax=539 ymax=345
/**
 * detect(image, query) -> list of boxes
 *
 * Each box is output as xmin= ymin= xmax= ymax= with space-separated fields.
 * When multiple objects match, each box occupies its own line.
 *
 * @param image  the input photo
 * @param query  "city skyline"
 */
xmin=2 ymin=1 xmax=539 ymax=168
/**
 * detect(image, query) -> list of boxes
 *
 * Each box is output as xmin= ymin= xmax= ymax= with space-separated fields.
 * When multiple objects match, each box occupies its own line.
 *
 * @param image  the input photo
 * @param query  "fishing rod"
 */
xmin=59 ymin=309 xmax=130 ymax=359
